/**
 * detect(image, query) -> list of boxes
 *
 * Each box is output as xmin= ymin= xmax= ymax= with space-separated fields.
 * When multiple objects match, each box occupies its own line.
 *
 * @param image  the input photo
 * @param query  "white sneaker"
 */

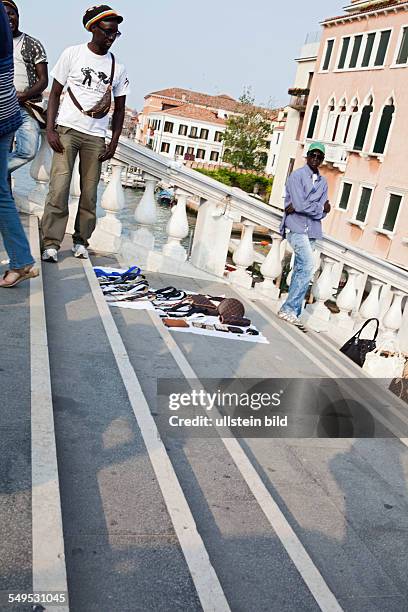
xmin=278 ymin=310 xmax=307 ymax=330
xmin=72 ymin=244 xmax=89 ymax=259
xmin=41 ymin=248 xmax=58 ymax=263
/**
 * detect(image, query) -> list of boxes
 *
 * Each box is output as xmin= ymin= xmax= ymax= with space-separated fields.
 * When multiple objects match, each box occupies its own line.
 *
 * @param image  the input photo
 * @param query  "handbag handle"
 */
xmin=353 ymin=318 xmax=380 ymax=342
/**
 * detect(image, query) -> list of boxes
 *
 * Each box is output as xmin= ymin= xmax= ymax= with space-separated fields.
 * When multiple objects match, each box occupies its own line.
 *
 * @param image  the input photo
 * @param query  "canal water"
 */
xmin=15 ymin=163 xmax=197 ymax=251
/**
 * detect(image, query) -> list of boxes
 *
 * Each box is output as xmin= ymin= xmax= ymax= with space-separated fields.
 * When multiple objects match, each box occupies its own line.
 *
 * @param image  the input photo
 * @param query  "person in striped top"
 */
xmin=0 ymin=2 xmax=38 ymax=287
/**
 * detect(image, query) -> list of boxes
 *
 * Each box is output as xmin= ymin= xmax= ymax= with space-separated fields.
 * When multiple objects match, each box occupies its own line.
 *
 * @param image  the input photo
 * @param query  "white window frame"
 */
xmin=350 ymin=182 xmax=375 ymax=225
xmin=319 ymin=37 xmax=336 ymax=72
xmin=391 ymin=24 xmax=408 ymax=68
xmin=336 ymin=180 xmax=354 ymax=211
xmin=334 ymin=27 xmax=393 ymax=73
xmin=376 ymin=189 xmax=405 ymax=236
xmin=368 ymin=96 xmax=395 ymax=158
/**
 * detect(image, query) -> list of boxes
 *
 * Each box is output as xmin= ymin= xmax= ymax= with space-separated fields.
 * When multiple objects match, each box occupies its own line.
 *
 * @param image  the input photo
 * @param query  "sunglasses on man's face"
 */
xmin=96 ymin=24 xmax=122 ymax=39
xmin=308 ymin=152 xmax=324 ymax=161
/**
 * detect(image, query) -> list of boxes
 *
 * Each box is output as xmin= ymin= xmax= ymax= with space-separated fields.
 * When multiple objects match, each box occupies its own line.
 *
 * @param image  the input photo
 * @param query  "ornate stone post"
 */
xmin=303 ymin=255 xmax=336 ymax=332
xmin=162 ymin=189 xmax=190 ymax=262
xmin=132 ymin=173 xmax=159 ymax=250
xmin=256 ymin=232 xmax=283 ymax=300
xmin=359 ymin=278 xmax=383 ymax=321
xmin=331 ymin=267 xmax=360 ymax=334
xmin=228 ymin=220 xmax=255 ymax=289
xmin=381 ymin=290 xmax=405 ymax=343
xmin=89 ymin=160 xmax=125 ymax=253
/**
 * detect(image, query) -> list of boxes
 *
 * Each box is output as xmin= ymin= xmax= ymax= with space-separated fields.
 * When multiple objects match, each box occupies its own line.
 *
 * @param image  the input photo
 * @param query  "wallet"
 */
xmin=163 ymin=318 xmax=190 ymax=328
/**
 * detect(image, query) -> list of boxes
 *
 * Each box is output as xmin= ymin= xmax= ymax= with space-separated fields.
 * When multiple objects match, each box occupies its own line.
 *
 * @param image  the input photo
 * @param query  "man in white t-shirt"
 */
xmin=41 ymin=4 xmax=130 ymax=262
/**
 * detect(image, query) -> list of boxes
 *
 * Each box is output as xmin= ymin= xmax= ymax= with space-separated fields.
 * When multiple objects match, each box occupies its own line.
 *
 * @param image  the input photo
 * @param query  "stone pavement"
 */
xmin=1 ymin=216 xmax=408 ymax=612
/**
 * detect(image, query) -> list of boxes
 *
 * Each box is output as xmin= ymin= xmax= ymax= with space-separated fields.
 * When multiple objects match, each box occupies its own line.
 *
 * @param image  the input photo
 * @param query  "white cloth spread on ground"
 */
xmin=95 ymin=268 xmax=269 ymax=344
xmin=52 ymin=44 xmax=130 ymax=137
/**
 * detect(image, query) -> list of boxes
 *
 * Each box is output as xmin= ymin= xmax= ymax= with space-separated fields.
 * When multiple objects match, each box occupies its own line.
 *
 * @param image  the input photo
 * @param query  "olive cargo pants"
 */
xmin=41 ymin=126 xmax=105 ymax=250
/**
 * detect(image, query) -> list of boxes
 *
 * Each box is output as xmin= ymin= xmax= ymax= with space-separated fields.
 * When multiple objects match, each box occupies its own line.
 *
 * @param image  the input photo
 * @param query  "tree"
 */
xmin=222 ymin=88 xmax=272 ymax=172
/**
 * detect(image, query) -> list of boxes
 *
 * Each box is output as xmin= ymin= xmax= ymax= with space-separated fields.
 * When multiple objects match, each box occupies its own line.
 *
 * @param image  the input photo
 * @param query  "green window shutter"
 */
xmin=373 ymin=105 xmax=394 ymax=154
xmin=354 ymin=105 xmax=373 ymax=151
xmin=338 ymin=38 xmax=350 ymax=69
xmin=349 ymin=35 xmax=363 ymax=68
xmin=306 ymin=105 xmax=319 ymax=139
xmin=322 ymin=40 xmax=334 ymax=70
xmin=339 ymin=183 xmax=352 ymax=210
xmin=396 ymin=27 xmax=408 ymax=65
xmin=356 ymin=187 xmax=372 ymax=222
xmin=362 ymin=33 xmax=376 ymax=67
xmin=374 ymin=30 xmax=391 ymax=66
xmin=383 ymin=194 xmax=402 ymax=231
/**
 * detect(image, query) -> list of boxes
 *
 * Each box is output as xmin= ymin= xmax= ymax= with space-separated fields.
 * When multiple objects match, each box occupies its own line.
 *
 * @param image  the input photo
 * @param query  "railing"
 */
xmin=289 ymin=94 xmax=309 ymax=111
xmin=19 ymin=132 xmax=408 ymax=352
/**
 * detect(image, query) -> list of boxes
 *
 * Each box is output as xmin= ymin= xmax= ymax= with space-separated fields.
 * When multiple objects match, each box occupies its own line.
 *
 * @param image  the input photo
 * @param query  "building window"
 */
xmin=175 ymin=145 xmax=185 ymax=155
xmin=189 ymin=126 xmax=198 ymax=137
xmin=373 ymin=103 xmax=395 ymax=154
xmin=338 ymin=182 xmax=352 ymax=210
xmin=276 ymin=132 xmax=280 ymax=144
xmin=161 ymin=142 xmax=170 ymax=153
xmin=374 ymin=30 xmax=391 ymax=66
xmin=353 ymin=101 xmax=373 ymax=151
xmin=271 ymin=154 xmax=276 ymax=167
xmin=322 ymin=39 xmax=334 ymax=71
xmin=210 ymin=151 xmax=219 ymax=162
xmin=338 ymin=37 xmax=350 ymax=69
xmin=306 ymin=104 xmax=319 ymax=139
xmin=355 ymin=187 xmax=373 ymax=222
xmin=199 ymin=128 xmax=209 ymax=140
xmin=178 ymin=124 xmax=188 ymax=135
xmin=349 ymin=35 xmax=363 ymax=68
xmin=164 ymin=121 xmax=174 ymax=133
xmin=396 ymin=27 xmax=408 ymax=65
xmin=214 ymin=131 xmax=223 ymax=142
xmin=187 ymin=146 xmax=194 ymax=154
xmin=286 ymin=158 xmax=295 ymax=180
xmin=361 ymin=33 xmax=376 ymax=67
xmin=196 ymin=148 xmax=205 ymax=159
xmin=383 ymin=194 xmax=402 ymax=232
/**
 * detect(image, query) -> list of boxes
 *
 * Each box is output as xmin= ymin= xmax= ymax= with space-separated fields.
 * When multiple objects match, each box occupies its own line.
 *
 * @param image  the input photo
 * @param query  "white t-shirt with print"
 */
xmin=51 ymin=44 xmax=130 ymax=137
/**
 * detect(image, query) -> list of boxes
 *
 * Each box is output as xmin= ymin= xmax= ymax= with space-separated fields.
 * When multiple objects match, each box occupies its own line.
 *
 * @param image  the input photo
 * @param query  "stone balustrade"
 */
xmin=15 ymin=133 xmax=408 ymax=352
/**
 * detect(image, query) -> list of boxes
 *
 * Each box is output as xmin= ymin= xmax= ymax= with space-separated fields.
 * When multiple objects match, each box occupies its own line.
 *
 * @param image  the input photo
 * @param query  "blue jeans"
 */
xmin=281 ymin=232 xmax=316 ymax=317
xmin=0 ymin=133 xmax=35 ymax=269
xmin=8 ymin=108 xmax=40 ymax=174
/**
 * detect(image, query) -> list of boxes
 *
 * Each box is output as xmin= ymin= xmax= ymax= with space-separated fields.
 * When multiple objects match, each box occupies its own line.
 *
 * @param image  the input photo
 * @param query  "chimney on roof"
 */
xmin=181 ymin=94 xmax=187 ymax=101
xmin=217 ymin=109 xmax=228 ymax=119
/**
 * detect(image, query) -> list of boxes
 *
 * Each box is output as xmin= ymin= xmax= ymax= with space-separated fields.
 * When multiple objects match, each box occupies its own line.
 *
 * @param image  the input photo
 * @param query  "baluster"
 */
xmin=132 ymin=173 xmax=159 ymax=250
xmin=228 ymin=220 xmax=255 ymax=289
xmin=89 ymin=160 xmax=125 ymax=253
xmin=26 ymin=130 xmax=52 ymax=217
xmin=359 ymin=278 xmax=383 ymax=320
xmin=303 ymin=255 xmax=336 ymax=332
xmin=332 ymin=267 xmax=360 ymax=333
xmin=66 ymin=156 xmax=81 ymax=235
xmin=256 ymin=232 xmax=283 ymax=300
xmin=381 ymin=290 xmax=405 ymax=344
xmin=162 ymin=189 xmax=190 ymax=262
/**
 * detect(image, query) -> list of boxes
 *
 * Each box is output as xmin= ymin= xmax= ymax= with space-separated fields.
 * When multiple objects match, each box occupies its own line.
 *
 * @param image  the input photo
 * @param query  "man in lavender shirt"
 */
xmin=278 ymin=142 xmax=331 ymax=327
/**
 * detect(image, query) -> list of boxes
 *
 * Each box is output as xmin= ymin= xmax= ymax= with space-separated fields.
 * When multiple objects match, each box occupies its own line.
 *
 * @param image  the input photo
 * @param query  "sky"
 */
xmin=14 ymin=0 xmax=343 ymax=111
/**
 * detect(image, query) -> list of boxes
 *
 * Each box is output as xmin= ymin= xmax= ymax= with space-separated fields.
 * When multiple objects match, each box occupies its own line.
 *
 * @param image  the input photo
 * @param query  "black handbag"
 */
xmin=340 ymin=318 xmax=379 ymax=367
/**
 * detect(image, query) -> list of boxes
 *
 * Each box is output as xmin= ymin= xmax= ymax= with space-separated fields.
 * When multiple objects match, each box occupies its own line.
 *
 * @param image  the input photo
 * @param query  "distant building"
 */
xmin=138 ymin=87 xmax=281 ymax=172
xmin=269 ymin=32 xmax=321 ymax=208
xmin=296 ymin=0 xmax=408 ymax=268
xmin=265 ymin=107 xmax=289 ymax=175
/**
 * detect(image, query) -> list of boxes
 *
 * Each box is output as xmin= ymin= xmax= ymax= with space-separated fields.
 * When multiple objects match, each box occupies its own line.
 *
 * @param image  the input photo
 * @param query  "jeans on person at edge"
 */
xmin=8 ymin=108 xmax=40 ymax=174
xmin=280 ymin=231 xmax=316 ymax=318
xmin=0 ymin=133 xmax=35 ymax=269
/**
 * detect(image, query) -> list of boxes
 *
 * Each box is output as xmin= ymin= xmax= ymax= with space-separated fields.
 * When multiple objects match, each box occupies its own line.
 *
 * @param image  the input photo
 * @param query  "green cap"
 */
xmin=308 ymin=142 xmax=325 ymax=155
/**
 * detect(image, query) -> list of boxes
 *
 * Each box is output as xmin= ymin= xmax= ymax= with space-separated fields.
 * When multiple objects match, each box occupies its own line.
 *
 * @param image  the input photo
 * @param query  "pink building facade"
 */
xmin=297 ymin=0 xmax=408 ymax=269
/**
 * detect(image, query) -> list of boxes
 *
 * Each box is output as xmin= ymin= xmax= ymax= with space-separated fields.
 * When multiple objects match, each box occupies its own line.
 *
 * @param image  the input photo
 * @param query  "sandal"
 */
xmin=0 ymin=265 xmax=39 ymax=288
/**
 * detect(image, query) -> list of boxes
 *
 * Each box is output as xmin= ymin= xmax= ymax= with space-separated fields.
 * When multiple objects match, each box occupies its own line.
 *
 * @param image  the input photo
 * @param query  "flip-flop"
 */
xmin=0 ymin=266 xmax=39 ymax=288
